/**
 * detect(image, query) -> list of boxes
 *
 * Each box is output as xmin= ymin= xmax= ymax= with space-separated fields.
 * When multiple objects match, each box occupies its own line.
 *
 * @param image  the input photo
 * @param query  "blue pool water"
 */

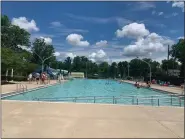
xmin=3 ymin=79 xmax=184 ymax=107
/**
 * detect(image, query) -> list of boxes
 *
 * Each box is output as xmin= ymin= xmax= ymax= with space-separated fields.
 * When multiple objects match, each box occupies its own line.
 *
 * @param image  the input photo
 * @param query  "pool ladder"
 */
xmin=16 ymin=83 xmax=27 ymax=93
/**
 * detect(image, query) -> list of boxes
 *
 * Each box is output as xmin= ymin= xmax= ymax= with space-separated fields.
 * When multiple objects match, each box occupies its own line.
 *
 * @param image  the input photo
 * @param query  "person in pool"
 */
xmin=146 ymin=81 xmax=151 ymax=88
xmin=134 ymin=82 xmax=138 ymax=87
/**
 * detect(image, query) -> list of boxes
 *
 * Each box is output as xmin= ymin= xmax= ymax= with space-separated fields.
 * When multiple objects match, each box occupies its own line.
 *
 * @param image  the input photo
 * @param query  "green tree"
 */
xmin=72 ymin=56 xmax=81 ymax=71
xmin=31 ymin=38 xmax=56 ymax=68
xmin=1 ymin=15 xmax=30 ymax=50
xmin=64 ymin=57 xmax=72 ymax=73
xmin=98 ymin=62 xmax=109 ymax=78
xmin=110 ymin=62 xmax=117 ymax=78
xmin=161 ymin=59 xmax=179 ymax=72
xmin=170 ymin=39 xmax=185 ymax=76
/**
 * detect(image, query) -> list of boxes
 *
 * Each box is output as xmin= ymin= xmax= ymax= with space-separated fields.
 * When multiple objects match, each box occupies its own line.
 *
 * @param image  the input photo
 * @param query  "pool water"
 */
xmin=3 ymin=79 xmax=184 ymax=107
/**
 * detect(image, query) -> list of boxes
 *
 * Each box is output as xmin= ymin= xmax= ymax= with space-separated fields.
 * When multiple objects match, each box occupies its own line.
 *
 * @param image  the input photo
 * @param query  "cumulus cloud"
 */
xmin=40 ymin=37 xmax=52 ymax=44
xmin=54 ymin=52 xmax=60 ymax=57
xmin=17 ymin=45 xmax=31 ymax=52
xmin=66 ymin=34 xmax=90 ymax=47
xmin=12 ymin=17 xmax=39 ymax=32
xmin=95 ymin=40 xmax=108 ymax=47
xmin=177 ymin=36 xmax=184 ymax=39
xmin=172 ymin=1 xmax=184 ymax=12
xmin=89 ymin=49 xmax=107 ymax=62
xmin=65 ymin=52 xmax=76 ymax=59
xmin=116 ymin=22 xmax=150 ymax=39
xmin=123 ymin=32 xmax=175 ymax=57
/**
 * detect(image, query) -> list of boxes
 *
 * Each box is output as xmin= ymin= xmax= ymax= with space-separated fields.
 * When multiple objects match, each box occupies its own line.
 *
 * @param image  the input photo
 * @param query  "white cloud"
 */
xmin=95 ymin=40 xmax=108 ymax=47
xmin=54 ymin=52 xmax=60 ymax=57
xmin=123 ymin=32 xmax=175 ymax=57
xmin=12 ymin=17 xmax=39 ymax=32
xmin=116 ymin=22 xmax=150 ymax=39
xmin=65 ymin=52 xmax=76 ymax=59
xmin=50 ymin=21 xmax=62 ymax=27
xmin=172 ymin=1 xmax=184 ymax=12
xmin=177 ymin=36 xmax=184 ymax=39
xmin=89 ymin=52 xmax=97 ymax=58
xmin=89 ymin=49 xmax=107 ymax=62
xmin=158 ymin=12 xmax=164 ymax=16
xmin=96 ymin=49 xmax=106 ymax=58
xmin=17 ymin=45 xmax=31 ymax=52
xmin=66 ymin=34 xmax=90 ymax=47
xmin=40 ymin=37 xmax=52 ymax=44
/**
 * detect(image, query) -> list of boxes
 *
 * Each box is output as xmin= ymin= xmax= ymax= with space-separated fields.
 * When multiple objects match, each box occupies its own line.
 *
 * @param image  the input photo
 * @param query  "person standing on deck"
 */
xmin=28 ymin=73 xmax=32 ymax=83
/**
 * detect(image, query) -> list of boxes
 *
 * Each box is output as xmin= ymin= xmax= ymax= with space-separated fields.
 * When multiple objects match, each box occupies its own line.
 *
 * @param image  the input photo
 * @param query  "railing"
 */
xmin=34 ymin=94 xmax=184 ymax=107
xmin=16 ymin=83 xmax=27 ymax=93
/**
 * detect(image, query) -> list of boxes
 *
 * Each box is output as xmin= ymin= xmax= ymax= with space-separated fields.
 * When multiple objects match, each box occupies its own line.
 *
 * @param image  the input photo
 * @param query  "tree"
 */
xmin=151 ymin=61 xmax=160 ymax=77
xmin=98 ymin=62 xmax=109 ymax=78
xmin=129 ymin=59 xmax=141 ymax=77
xmin=31 ymin=38 xmax=56 ymax=67
xmin=64 ymin=57 xmax=72 ymax=73
xmin=72 ymin=56 xmax=81 ymax=71
xmin=170 ymin=39 xmax=185 ymax=77
xmin=1 ymin=15 xmax=11 ymax=27
xmin=118 ymin=62 xmax=124 ymax=78
xmin=161 ymin=59 xmax=179 ymax=72
xmin=110 ymin=62 xmax=117 ymax=78
xmin=1 ymin=15 xmax=30 ymax=50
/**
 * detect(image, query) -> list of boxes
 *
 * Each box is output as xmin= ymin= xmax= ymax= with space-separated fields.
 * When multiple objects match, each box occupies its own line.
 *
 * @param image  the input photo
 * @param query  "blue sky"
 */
xmin=2 ymin=1 xmax=184 ymax=63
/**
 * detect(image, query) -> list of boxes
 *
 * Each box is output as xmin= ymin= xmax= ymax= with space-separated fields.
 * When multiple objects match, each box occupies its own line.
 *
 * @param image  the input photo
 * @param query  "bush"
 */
xmin=126 ymin=76 xmax=132 ymax=80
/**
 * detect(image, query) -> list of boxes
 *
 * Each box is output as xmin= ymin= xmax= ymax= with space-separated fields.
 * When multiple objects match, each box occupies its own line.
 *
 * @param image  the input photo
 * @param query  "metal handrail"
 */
xmin=34 ymin=95 xmax=184 ymax=107
xmin=16 ymin=83 xmax=27 ymax=92
xmin=38 ymin=95 xmax=184 ymax=100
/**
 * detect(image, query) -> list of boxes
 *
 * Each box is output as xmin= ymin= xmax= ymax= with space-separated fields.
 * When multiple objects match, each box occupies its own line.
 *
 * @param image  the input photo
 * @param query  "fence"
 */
xmin=34 ymin=94 xmax=184 ymax=107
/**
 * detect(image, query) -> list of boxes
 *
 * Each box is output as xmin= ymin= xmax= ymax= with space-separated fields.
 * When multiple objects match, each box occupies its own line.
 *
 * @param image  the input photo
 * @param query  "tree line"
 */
xmin=1 ymin=15 xmax=184 ymax=80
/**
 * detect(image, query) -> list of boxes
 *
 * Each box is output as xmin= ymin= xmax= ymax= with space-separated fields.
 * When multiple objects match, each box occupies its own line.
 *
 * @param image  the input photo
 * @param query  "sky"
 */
xmin=2 ymin=1 xmax=184 ymax=63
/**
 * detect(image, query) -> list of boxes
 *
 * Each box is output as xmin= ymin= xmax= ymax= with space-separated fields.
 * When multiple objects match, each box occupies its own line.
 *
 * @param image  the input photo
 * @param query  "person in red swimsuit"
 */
xmin=41 ymin=73 xmax=46 ymax=84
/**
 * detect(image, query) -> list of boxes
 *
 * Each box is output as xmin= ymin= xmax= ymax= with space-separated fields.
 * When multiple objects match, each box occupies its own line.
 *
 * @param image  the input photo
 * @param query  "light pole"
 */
xmin=137 ymin=57 xmax=151 ymax=83
xmin=33 ymin=52 xmax=54 ymax=73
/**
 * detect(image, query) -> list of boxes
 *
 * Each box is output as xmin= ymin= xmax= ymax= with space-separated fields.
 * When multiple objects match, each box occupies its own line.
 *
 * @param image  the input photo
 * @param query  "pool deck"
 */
xmin=2 ymin=101 xmax=184 ymax=138
xmin=122 ymin=80 xmax=184 ymax=95
xmin=1 ymin=80 xmax=66 ymax=95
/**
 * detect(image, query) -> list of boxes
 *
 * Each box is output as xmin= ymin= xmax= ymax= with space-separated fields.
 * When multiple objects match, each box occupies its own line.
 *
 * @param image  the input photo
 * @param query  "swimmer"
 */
xmin=134 ymin=82 xmax=138 ymax=87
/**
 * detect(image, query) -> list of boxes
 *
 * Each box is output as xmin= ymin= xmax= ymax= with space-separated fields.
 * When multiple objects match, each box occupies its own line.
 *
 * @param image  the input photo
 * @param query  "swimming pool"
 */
xmin=2 ymin=79 xmax=184 ymax=107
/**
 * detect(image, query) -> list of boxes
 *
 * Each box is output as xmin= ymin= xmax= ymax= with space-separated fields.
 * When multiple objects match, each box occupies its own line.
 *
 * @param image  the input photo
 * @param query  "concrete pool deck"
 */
xmin=1 ymin=80 xmax=66 ymax=95
xmin=122 ymin=80 xmax=184 ymax=95
xmin=2 ymin=101 xmax=184 ymax=138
